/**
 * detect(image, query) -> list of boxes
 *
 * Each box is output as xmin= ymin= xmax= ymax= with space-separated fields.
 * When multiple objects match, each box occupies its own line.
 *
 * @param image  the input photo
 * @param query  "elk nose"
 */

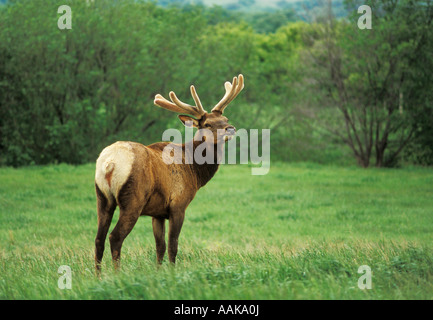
xmin=226 ymin=126 xmax=236 ymax=135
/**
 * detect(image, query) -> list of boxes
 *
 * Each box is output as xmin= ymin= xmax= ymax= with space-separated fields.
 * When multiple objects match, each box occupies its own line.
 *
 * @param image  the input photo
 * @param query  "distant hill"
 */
xmin=158 ymin=0 xmax=348 ymax=17
xmin=0 ymin=0 xmax=348 ymax=18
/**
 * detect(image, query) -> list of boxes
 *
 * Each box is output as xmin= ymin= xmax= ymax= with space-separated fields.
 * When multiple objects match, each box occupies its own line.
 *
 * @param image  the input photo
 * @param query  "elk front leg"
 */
xmin=152 ymin=217 xmax=166 ymax=265
xmin=168 ymin=210 xmax=185 ymax=264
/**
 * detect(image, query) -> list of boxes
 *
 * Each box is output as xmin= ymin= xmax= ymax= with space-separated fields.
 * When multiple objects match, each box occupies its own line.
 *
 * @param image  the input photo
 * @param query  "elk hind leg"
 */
xmin=109 ymin=202 xmax=144 ymax=270
xmin=95 ymin=184 xmax=116 ymax=275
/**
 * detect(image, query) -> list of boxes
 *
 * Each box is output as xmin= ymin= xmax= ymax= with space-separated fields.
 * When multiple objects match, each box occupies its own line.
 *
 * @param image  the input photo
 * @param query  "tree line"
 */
xmin=0 ymin=0 xmax=432 ymax=167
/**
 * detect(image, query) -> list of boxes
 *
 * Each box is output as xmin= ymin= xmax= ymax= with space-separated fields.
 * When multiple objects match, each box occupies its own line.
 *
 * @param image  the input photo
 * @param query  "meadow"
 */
xmin=0 ymin=162 xmax=433 ymax=300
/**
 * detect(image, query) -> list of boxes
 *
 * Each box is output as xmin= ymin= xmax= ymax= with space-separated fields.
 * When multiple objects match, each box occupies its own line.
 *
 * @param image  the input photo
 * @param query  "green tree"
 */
xmin=0 ymin=0 xmax=208 ymax=166
xmin=300 ymin=0 xmax=433 ymax=167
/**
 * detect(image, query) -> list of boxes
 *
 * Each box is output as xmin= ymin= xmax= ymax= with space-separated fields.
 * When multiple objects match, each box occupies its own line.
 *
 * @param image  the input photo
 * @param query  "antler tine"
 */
xmin=211 ymin=74 xmax=244 ymax=114
xmin=212 ymin=76 xmax=237 ymax=113
xmin=169 ymin=91 xmax=206 ymax=118
xmin=154 ymin=94 xmax=186 ymax=114
xmin=190 ymin=85 xmax=205 ymax=115
xmin=154 ymin=75 xmax=244 ymax=117
xmin=154 ymin=87 xmax=207 ymax=119
xmin=226 ymin=74 xmax=244 ymax=106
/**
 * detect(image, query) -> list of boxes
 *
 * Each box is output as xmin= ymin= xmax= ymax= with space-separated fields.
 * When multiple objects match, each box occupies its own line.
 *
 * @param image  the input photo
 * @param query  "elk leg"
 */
xmin=152 ymin=217 xmax=166 ymax=265
xmin=168 ymin=210 xmax=185 ymax=264
xmin=95 ymin=185 xmax=116 ymax=275
xmin=109 ymin=207 xmax=141 ymax=270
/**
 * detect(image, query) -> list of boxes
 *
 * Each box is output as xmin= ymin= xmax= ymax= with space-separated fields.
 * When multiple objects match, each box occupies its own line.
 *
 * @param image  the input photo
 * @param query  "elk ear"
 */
xmin=178 ymin=115 xmax=200 ymax=128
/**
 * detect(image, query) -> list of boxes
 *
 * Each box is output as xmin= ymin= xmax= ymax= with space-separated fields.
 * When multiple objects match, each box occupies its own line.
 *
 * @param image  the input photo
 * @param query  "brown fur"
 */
xmin=94 ymin=127 xmax=234 ymax=273
xmin=105 ymin=170 xmax=113 ymax=188
xmin=94 ymin=76 xmax=243 ymax=274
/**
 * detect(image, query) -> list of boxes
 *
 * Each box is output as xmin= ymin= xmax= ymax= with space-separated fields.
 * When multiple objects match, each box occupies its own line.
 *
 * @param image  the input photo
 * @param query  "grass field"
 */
xmin=1 ymin=162 xmax=433 ymax=300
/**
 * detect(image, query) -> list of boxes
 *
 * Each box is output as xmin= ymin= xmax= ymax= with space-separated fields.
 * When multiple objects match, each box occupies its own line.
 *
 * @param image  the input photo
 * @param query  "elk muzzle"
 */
xmin=223 ymin=125 xmax=236 ymax=141
xmin=225 ymin=126 xmax=236 ymax=135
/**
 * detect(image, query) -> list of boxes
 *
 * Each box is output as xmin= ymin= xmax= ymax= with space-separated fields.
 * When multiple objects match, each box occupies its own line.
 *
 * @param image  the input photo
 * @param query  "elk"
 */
xmin=94 ymin=74 xmax=244 ymax=272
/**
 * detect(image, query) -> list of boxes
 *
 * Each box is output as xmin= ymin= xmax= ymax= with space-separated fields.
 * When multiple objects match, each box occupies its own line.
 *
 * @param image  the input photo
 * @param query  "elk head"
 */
xmin=154 ymin=74 xmax=244 ymax=144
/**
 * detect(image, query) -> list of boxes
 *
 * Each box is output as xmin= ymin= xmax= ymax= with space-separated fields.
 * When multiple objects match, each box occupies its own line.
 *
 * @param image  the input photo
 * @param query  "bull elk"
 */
xmin=94 ymin=74 xmax=244 ymax=272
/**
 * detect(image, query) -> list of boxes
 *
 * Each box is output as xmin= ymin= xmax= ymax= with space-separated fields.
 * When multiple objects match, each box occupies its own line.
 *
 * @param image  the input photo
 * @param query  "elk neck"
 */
xmin=186 ymin=139 xmax=224 ymax=188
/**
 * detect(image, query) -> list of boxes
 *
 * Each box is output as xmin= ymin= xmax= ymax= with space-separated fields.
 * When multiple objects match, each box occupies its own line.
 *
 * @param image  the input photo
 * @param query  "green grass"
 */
xmin=1 ymin=162 xmax=433 ymax=299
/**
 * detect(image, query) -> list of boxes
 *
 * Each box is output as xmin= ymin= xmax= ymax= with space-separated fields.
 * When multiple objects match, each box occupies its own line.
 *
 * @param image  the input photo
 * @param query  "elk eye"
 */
xmin=204 ymin=123 xmax=211 ymax=128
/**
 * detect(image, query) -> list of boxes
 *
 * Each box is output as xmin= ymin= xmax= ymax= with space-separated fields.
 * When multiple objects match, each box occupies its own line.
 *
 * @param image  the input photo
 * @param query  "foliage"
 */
xmin=0 ymin=0 xmax=209 ymax=165
xmin=243 ymin=9 xmax=298 ymax=33
xmin=0 ymin=0 xmax=309 ymax=166
xmin=298 ymin=0 xmax=433 ymax=167
xmin=0 ymin=0 xmax=431 ymax=167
